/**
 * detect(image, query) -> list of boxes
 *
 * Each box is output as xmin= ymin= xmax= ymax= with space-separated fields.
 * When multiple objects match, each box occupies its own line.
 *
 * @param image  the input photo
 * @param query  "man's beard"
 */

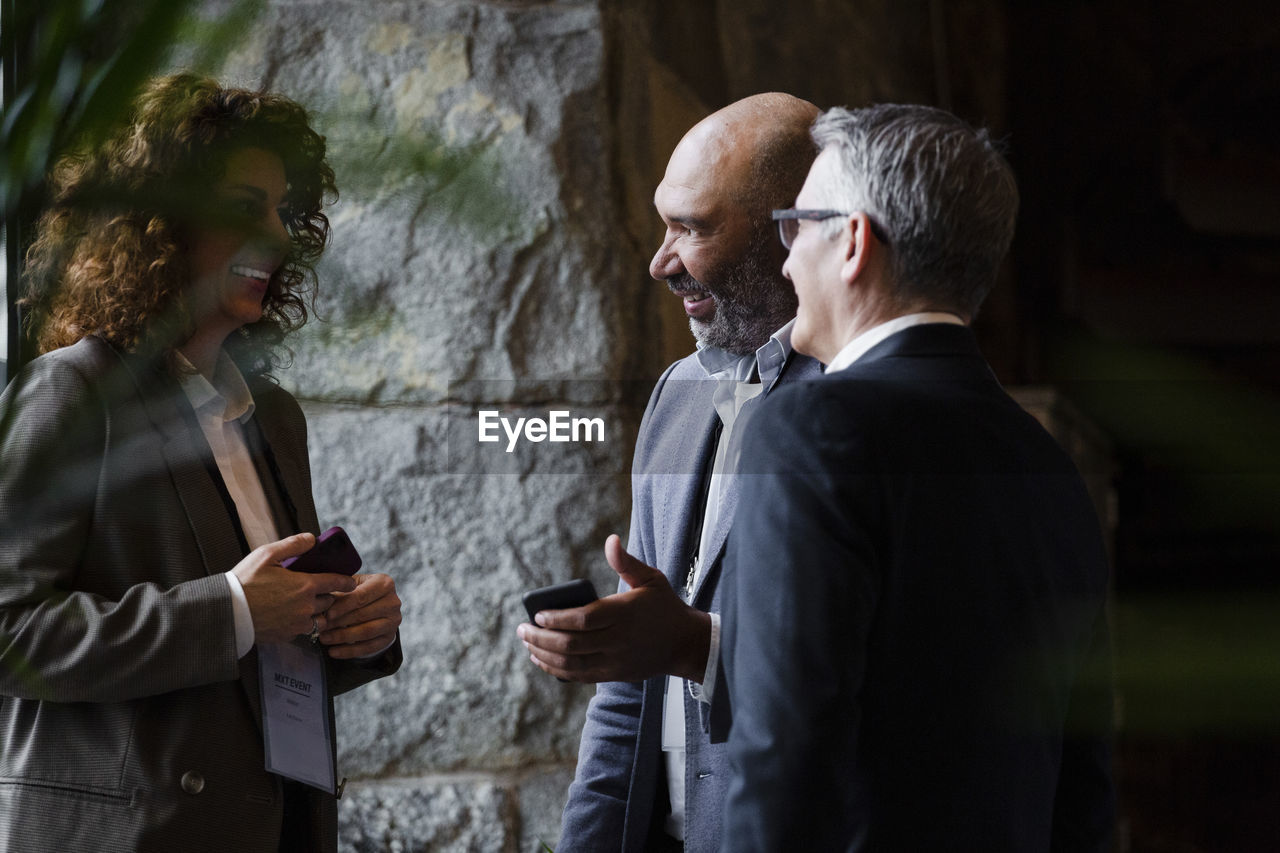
xmin=669 ymin=234 xmax=797 ymax=356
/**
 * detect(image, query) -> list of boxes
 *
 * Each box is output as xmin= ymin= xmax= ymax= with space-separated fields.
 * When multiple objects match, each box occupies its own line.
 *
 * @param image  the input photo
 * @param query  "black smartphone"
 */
xmin=522 ymin=578 xmax=599 ymax=621
xmin=281 ymin=526 xmax=362 ymax=576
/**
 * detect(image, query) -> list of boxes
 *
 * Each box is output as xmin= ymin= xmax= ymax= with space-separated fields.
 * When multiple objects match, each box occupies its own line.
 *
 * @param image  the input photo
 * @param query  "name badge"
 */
xmin=259 ymin=638 xmax=335 ymax=793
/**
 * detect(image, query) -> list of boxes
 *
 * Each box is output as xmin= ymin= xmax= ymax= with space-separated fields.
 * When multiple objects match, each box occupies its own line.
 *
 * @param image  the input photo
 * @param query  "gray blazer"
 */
xmin=0 ymin=336 xmax=400 ymax=853
xmin=558 ymin=350 xmax=820 ymax=853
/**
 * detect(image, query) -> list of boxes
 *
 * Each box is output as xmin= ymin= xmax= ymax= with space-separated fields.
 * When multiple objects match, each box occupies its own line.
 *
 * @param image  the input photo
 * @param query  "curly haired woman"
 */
xmin=0 ymin=73 xmax=402 ymax=853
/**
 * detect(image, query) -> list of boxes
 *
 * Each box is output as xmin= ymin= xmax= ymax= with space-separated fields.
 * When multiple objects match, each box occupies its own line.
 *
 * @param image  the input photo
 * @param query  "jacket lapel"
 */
xmin=662 ymin=389 xmax=722 ymax=590
xmin=244 ymin=418 xmax=300 ymax=538
xmin=689 ymin=352 xmax=824 ymax=606
xmin=249 ymin=384 xmax=319 ymax=536
xmin=114 ymin=350 xmax=247 ymax=577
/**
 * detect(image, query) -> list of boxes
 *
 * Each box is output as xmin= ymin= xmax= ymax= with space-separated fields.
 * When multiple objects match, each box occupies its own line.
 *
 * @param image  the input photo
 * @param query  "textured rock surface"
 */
xmin=305 ymin=402 xmax=626 ymax=776
xmin=515 ymin=767 xmax=577 ymax=853
xmin=337 ymin=767 xmax=576 ymax=853
xmin=338 ymin=779 xmax=514 ymax=852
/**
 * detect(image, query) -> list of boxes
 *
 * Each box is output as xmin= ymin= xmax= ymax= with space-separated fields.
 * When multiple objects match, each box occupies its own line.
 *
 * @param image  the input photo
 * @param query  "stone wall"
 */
xmin=176 ymin=1 xmax=1009 ymax=849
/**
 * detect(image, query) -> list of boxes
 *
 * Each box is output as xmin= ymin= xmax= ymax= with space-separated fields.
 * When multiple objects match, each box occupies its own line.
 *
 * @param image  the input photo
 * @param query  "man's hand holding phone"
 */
xmin=517 ymin=534 xmax=712 ymax=683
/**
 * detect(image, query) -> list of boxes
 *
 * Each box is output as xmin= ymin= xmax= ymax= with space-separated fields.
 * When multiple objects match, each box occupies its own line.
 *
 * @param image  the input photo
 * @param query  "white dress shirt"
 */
xmin=825 ymin=312 xmax=965 ymax=374
xmin=177 ymin=350 xmax=278 ymax=659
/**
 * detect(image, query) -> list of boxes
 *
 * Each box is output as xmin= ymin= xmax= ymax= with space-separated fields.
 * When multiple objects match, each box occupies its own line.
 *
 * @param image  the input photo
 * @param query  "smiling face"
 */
xmin=185 ymin=146 xmax=291 ymax=344
xmin=649 ymin=121 xmax=796 ymax=356
xmin=783 ymin=149 xmax=851 ymax=363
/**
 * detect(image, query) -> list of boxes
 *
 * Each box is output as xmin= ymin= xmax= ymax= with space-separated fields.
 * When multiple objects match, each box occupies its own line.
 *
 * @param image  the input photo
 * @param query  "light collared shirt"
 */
xmin=177 ymin=350 xmax=277 ymax=659
xmin=825 ymin=311 xmax=965 ymax=374
xmin=662 ymin=319 xmax=798 ymax=840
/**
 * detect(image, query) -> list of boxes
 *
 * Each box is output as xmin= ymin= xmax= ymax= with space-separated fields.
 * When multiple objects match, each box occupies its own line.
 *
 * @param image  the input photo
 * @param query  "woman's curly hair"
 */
xmin=21 ymin=72 xmax=337 ymax=375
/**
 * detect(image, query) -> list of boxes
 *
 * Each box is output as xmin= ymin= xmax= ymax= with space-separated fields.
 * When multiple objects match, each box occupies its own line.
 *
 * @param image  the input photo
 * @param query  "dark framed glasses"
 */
xmin=771 ymin=208 xmax=889 ymax=250
xmin=771 ymin=209 xmax=848 ymax=249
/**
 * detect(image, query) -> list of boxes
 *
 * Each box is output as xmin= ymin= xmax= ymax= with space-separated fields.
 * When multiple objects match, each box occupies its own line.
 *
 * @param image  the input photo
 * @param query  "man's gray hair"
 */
xmin=810 ymin=104 xmax=1019 ymax=317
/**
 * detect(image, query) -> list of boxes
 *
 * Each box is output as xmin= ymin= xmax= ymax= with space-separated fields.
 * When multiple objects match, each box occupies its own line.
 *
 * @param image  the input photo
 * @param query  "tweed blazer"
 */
xmin=558 ymin=349 xmax=820 ymax=853
xmin=0 ymin=336 xmax=400 ymax=853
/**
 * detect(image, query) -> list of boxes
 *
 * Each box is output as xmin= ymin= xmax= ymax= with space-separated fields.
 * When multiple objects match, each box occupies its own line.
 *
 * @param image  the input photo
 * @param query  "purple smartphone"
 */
xmin=282 ymin=526 xmax=362 ymax=575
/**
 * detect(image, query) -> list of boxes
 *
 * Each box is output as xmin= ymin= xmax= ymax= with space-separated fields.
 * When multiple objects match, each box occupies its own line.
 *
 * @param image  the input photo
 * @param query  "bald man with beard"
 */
xmin=516 ymin=94 xmax=821 ymax=852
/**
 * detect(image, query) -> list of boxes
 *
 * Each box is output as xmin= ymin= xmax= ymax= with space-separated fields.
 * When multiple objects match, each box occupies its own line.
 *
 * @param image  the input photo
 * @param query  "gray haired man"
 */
xmin=719 ymin=104 xmax=1115 ymax=852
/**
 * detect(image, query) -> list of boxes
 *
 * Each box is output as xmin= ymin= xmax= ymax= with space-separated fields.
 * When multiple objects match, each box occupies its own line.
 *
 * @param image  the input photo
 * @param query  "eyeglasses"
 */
xmin=771 ymin=208 xmax=889 ymax=250
xmin=771 ymin=209 xmax=848 ymax=250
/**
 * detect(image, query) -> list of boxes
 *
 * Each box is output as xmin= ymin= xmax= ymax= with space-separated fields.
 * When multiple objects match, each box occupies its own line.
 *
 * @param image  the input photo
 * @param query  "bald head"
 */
xmin=672 ymin=93 xmax=820 ymax=221
xmin=650 ymin=93 xmax=820 ymax=355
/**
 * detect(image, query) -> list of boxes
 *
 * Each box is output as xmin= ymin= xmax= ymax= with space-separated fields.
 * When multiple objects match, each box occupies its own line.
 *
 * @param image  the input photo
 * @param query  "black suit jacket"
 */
xmin=719 ymin=324 xmax=1114 ymax=852
xmin=0 ymin=336 xmax=400 ymax=853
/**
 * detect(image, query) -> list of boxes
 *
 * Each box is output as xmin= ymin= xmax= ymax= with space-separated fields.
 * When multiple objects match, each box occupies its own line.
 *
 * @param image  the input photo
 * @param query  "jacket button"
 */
xmin=180 ymin=771 xmax=205 ymax=795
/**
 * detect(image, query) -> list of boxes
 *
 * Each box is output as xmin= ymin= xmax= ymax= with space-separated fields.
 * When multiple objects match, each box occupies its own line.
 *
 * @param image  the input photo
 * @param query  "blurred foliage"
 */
xmin=3 ymin=0 xmax=198 ymax=220
xmin=1114 ymin=593 xmax=1280 ymax=735
xmin=323 ymin=120 xmax=509 ymax=230
xmin=3 ymin=0 xmax=516 ymax=232
xmin=1047 ymin=330 xmax=1280 ymax=735
xmin=1048 ymin=330 xmax=1280 ymax=538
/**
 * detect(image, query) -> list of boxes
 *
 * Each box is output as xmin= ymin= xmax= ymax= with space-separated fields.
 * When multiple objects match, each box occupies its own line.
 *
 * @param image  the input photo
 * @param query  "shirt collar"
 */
xmin=176 ymin=350 xmax=256 ymax=424
xmin=825 ymin=312 xmax=965 ymax=374
xmin=695 ymin=318 xmax=797 ymax=384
